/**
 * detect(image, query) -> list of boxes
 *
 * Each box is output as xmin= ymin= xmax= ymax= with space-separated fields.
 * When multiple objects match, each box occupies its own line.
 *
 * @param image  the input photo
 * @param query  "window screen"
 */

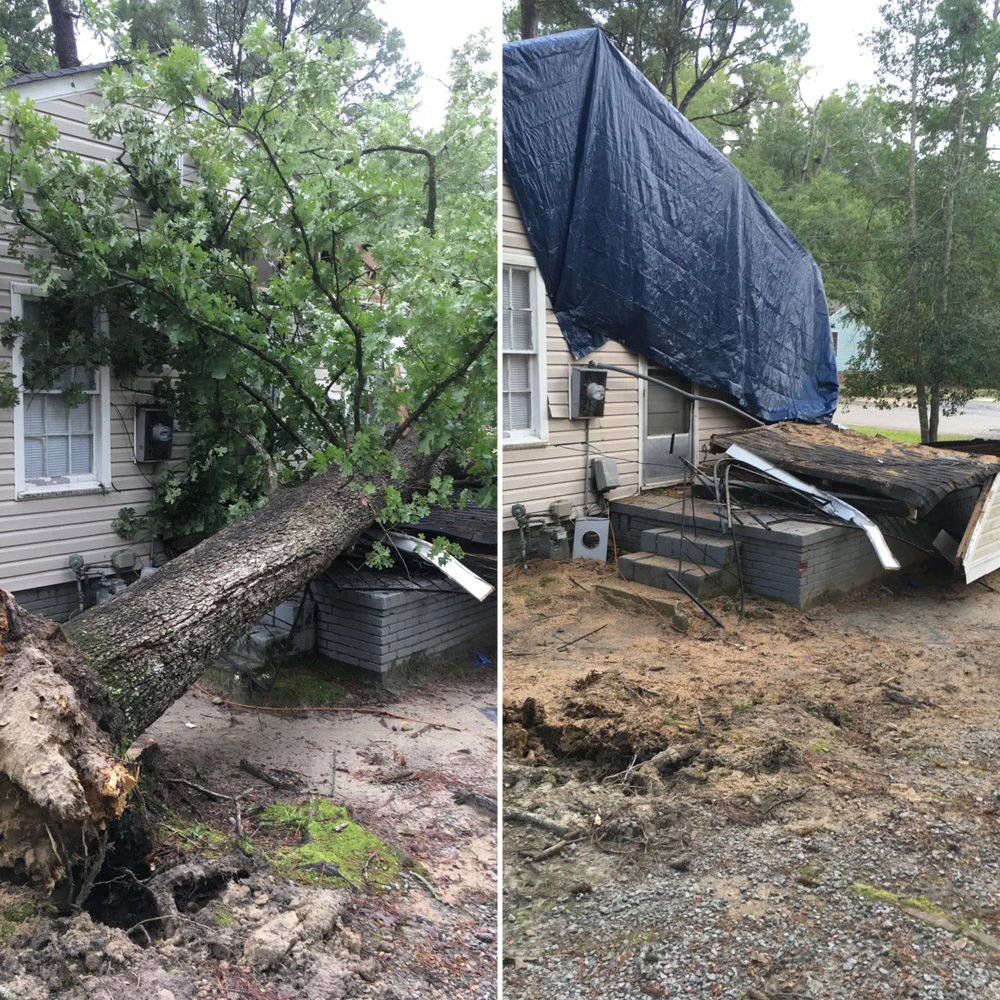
xmin=19 ymin=297 xmax=98 ymax=485
xmin=502 ymin=266 xmax=538 ymax=438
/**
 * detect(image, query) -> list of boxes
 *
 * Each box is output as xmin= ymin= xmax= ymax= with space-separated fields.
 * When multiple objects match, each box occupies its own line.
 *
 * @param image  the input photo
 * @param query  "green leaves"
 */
xmin=1 ymin=21 xmax=496 ymax=542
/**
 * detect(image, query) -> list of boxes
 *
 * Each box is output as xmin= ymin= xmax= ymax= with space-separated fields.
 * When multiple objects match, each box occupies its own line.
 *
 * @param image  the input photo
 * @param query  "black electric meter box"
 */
xmin=135 ymin=406 xmax=174 ymax=462
xmin=569 ymin=368 xmax=607 ymax=419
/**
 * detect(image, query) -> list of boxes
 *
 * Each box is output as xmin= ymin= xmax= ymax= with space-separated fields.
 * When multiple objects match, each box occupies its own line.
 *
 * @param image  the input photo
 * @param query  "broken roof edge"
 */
xmin=724 ymin=442 xmax=900 ymax=571
xmin=711 ymin=423 xmax=998 ymax=516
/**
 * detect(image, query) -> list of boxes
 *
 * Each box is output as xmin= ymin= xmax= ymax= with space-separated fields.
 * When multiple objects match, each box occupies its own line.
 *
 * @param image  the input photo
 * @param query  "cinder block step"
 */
xmin=640 ymin=527 xmax=737 ymax=567
xmin=618 ymin=552 xmax=738 ymax=600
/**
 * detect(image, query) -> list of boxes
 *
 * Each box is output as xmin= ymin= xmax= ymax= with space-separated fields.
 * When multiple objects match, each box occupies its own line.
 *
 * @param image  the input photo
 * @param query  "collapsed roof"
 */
xmin=502 ymin=28 xmax=839 ymax=423
xmin=712 ymin=423 xmax=998 ymax=517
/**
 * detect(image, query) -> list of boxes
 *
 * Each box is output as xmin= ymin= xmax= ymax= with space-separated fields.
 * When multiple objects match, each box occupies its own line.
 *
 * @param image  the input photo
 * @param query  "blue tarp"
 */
xmin=502 ymin=29 xmax=839 ymax=423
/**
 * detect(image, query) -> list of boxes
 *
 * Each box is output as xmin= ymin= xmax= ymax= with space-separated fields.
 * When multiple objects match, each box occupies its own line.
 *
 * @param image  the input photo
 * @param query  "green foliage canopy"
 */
xmin=0 ymin=25 xmax=497 ymax=538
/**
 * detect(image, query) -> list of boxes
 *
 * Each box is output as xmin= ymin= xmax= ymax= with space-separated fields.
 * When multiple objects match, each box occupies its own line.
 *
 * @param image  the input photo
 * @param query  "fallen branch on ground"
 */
xmin=519 ymin=840 xmax=568 ymax=862
xmin=239 ymin=758 xmax=297 ymax=790
xmin=503 ymin=809 xmax=574 ymax=838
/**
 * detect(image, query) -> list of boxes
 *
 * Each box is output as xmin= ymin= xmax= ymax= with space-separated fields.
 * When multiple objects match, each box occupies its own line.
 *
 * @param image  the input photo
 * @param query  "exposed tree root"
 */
xmin=0 ymin=593 xmax=134 ymax=885
xmin=143 ymin=854 xmax=262 ymax=938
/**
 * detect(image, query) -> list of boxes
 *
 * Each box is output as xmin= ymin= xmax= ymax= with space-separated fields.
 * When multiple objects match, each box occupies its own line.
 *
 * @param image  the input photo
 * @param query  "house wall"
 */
xmin=692 ymin=383 xmax=758 ymax=462
xmin=1 ymin=85 xmax=177 ymax=599
xmin=502 ymin=176 xmax=642 ymax=539
xmin=830 ymin=309 xmax=867 ymax=374
xmin=502 ymin=175 xmax=756 ymax=563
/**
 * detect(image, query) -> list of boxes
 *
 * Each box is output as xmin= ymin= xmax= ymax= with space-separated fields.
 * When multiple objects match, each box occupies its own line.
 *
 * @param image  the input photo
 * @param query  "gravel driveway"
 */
xmin=502 ymin=561 xmax=1000 ymax=1000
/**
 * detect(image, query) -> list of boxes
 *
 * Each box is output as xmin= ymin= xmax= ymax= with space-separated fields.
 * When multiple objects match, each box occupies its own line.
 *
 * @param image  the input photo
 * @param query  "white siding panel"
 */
xmin=0 ymin=104 xmax=167 ymax=590
xmin=0 ymin=77 xmax=189 ymax=597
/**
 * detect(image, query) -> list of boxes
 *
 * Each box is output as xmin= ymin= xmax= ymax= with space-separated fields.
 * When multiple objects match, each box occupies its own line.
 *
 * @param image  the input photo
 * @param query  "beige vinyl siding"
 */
xmin=0 ymin=379 xmax=168 ymax=592
xmin=0 ymin=84 xmax=177 ymax=593
xmin=693 ymin=384 xmax=757 ymax=462
xmin=502 ymin=176 xmax=641 ymax=533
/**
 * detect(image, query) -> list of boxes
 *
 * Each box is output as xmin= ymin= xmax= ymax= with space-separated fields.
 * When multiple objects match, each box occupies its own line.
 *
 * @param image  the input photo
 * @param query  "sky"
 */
xmin=77 ymin=0 xmax=498 ymax=131
xmin=376 ymin=0 xmax=498 ymax=129
xmin=793 ymin=0 xmax=882 ymax=102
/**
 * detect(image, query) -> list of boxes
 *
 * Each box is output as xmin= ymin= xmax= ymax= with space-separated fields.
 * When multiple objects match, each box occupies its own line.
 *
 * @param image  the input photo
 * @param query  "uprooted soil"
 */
xmin=502 ymin=558 xmax=1000 ymax=999
xmin=0 ymin=661 xmax=497 ymax=1000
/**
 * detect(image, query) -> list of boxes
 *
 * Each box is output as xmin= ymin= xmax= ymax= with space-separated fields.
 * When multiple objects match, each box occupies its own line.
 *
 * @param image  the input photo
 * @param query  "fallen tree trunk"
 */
xmin=0 ymin=445 xmax=441 ymax=885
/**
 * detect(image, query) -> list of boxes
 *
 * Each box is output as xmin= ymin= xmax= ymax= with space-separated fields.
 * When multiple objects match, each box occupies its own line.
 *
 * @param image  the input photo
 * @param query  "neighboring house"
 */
xmin=501 ymin=30 xmax=837 ymax=562
xmin=829 ymin=306 xmax=871 ymax=375
xmin=0 ymin=63 xmax=174 ymax=618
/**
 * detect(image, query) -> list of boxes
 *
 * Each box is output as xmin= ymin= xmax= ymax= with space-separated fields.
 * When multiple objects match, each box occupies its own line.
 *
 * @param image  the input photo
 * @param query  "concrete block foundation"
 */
xmin=311 ymin=582 xmax=497 ymax=673
xmin=609 ymin=496 xmax=929 ymax=608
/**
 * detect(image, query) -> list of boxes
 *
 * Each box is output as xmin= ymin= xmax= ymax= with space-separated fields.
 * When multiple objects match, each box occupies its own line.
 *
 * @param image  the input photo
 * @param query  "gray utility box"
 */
xmin=570 ymin=368 xmax=608 ymax=419
xmin=135 ymin=406 xmax=174 ymax=462
xmin=592 ymin=456 xmax=620 ymax=493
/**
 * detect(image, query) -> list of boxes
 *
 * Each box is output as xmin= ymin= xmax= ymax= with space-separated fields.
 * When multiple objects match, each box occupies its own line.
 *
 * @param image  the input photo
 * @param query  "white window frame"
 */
xmin=11 ymin=283 xmax=112 ymax=499
xmin=502 ymin=254 xmax=548 ymax=446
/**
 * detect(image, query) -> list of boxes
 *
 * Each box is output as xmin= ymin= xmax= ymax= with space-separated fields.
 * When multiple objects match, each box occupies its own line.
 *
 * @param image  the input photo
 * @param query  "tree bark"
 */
xmin=907 ymin=0 xmax=929 ymax=443
xmin=46 ymin=0 xmax=80 ymax=69
xmin=520 ymin=0 xmax=539 ymax=40
xmin=0 ymin=443 xmax=441 ymax=884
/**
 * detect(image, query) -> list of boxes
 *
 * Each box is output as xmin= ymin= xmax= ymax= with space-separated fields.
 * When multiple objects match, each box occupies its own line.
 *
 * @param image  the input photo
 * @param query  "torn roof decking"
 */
xmin=711 ymin=423 xmax=998 ymax=517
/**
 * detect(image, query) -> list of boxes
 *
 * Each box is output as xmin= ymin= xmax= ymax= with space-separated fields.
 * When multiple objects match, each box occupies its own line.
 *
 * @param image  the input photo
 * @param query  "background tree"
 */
xmin=115 ymin=0 xmax=416 ymax=109
xmin=0 ymin=24 xmax=496 ymax=883
xmin=0 ymin=0 xmax=57 ymax=76
xmin=46 ymin=0 xmax=80 ymax=67
xmin=504 ymin=0 xmax=809 ymax=136
xmin=841 ymin=0 xmax=1000 ymax=440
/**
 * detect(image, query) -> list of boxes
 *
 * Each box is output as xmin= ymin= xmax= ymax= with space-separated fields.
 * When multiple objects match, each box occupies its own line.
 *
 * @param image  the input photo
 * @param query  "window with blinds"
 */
xmin=14 ymin=291 xmax=108 ymax=496
xmin=21 ymin=299 xmax=99 ymax=484
xmin=502 ymin=264 xmax=540 ymax=440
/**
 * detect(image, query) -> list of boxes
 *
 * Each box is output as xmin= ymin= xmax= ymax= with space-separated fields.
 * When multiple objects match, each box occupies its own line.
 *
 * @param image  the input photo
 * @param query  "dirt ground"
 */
xmin=0 ymin=661 xmax=498 ymax=1000
xmin=502 ymin=557 xmax=1000 ymax=998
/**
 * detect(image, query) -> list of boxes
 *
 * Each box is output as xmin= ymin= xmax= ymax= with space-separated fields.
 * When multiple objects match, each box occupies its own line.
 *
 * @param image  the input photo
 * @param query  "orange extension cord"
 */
xmin=191 ymin=682 xmax=497 ymax=741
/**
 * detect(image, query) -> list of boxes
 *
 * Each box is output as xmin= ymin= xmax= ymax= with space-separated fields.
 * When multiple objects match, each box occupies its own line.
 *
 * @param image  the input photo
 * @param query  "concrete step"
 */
xmin=618 ymin=552 xmax=738 ymax=600
xmin=640 ymin=527 xmax=737 ymax=567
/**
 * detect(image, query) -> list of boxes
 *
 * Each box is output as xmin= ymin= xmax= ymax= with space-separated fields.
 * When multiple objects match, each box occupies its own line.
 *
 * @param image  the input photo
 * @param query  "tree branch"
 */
xmin=235 ymin=379 xmax=309 ymax=453
xmin=10 ymin=205 xmax=342 ymax=449
xmin=385 ymin=324 xmax=496 ymax=450
xmin=233 ymin=425 xmax=279 ymax=493
xmin=249 ymin=128 xmax=367 ymax=434
xmin=358 ymin=145 xmax=438 ymax=234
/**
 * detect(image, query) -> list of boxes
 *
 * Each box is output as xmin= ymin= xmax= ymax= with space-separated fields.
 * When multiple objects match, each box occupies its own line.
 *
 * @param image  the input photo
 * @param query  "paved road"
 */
xmin=834 ymin=397 xmax=1000 ymax=439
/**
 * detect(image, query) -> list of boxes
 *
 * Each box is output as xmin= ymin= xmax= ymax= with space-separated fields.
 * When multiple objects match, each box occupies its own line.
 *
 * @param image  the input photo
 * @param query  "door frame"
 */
xmin=638 ymin=355 xmax=699 ymax=490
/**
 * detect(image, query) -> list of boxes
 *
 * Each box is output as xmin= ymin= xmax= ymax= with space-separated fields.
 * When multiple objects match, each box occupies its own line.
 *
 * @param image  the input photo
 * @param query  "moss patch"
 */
xmin=0 ymin=901 xmax=34 ymax=946
xmin=160 ymin=820 xmax=230 ymax=857
xmin=850 ymin=882 xmax=901 ymax=904
xmin=260 ymin=800 xmax=421 ymax=893
xmin=850 ymin=883 xmax=1000 ymax=952
xmin=210 ymin=900 xmax=233 ymax=928
xmin=199 ymin=658 xmax=348 ymax=710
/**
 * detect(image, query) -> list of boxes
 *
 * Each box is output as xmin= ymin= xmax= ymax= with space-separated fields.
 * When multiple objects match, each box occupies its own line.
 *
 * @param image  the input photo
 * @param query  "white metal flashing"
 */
xmin=7 ymin=69 xmax=107 ymax=103
xmin=724 ymin=442 xmax=901 ymax=571
xmin=385 ymin=531 xmax=496 ymax=602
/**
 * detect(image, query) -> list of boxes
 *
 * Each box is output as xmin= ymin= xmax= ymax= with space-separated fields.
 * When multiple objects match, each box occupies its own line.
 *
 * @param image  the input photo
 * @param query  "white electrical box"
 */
xmin=592 ymin=457 xmax=620 ymax=493
xmin=111 ymin=549 xmax=137 ymax=572
xmin=569 ymin=368 xmax=608 ymax=419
